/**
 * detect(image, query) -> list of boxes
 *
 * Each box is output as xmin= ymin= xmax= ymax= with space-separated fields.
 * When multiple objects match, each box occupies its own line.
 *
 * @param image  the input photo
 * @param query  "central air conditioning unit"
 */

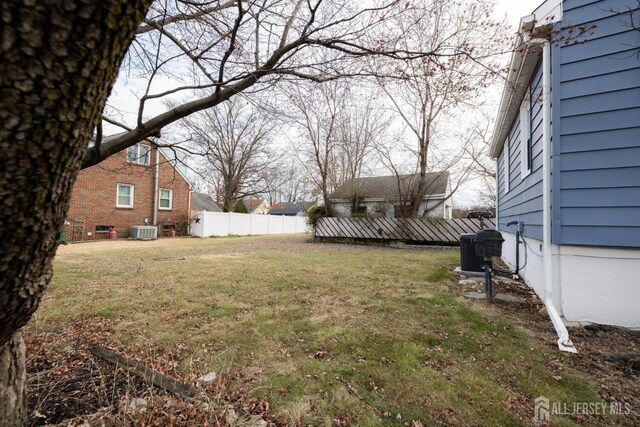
xmin=129 ymin=225 xmax=158 ymax=240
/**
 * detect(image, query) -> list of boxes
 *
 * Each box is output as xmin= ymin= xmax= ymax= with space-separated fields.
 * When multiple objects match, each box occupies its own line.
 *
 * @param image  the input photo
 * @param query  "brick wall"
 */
xmin=66 ymin=144 xmax=190 ymax=241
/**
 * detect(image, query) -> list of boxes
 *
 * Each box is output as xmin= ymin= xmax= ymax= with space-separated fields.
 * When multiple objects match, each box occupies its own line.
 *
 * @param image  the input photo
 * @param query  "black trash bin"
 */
xmin=460 ymin=233 xmax=484 ymax=272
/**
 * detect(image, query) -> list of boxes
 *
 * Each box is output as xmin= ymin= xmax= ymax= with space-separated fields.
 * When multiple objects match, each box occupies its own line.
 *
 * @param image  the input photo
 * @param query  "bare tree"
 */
xmin=375 ymin=0 xmax=508 ymax=217
xmin=88 ymin=0 xmax=454 ymax=168
xmin=462 ymin=120 xmax=497 ymax=209
xmin=290 ymin=81 xmax=387 ymax=211
xmin=289 ymin=81 xmax=346 ymax=210
xmin=259 ymin=162 xmax=288 ymax=206
xmin=183 ymin=99 xmax=274 ymax=211
xmin=375 ymin=138 xmax=471 ymax=218
xmin=334 ymin=90 xmax=388 ymax=184
xmin=260 ymin=158 xmax=312 ymax=205
xmin=280 ymin=165 xmax=315 ymax=203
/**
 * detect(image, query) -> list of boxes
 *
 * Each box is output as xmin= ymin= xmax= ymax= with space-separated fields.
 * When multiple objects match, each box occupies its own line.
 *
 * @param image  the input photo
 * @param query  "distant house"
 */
xmin=490 ymin=0 xmax=640 ymax=334
xmin=268 ymin=202 xmax=313 ymax=216
xmin=329 ymin=172 xmax=452 ymax=219
xmin=191 ymin=192 xmax=222 ymax=213
xmin=242 ymin=198 xmax=270 ymax=214
xmin=66 ymin=139 xmax=191 ymax=241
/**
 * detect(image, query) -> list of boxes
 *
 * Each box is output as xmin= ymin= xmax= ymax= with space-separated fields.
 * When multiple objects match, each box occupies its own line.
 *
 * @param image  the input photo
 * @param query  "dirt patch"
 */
xmin=198 ymin=253 xmax=247 ymax=262
xmin=57 ymin=234 xmax=313 ymax=256
xmin=57 ymin=238 xmax=193 ymax=254
xmin=25 ymin=318 xmax=279 ymax=426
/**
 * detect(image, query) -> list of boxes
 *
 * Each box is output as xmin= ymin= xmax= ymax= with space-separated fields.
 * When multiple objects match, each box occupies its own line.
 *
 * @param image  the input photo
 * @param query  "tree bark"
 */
xmin=0 ymin=1 xmax=150 ymax=424
xmin=0 ymin=332 xmax=26 ymax=426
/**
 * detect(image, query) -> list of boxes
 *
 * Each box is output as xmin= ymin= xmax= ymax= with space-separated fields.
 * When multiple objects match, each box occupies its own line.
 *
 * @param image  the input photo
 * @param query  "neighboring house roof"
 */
xmin=191 ymin=192 xmax=221 ymax=212
xmin=267 ymin=207 xmax=302 ymax=216
xmin=267 ymin=201 xmax=314 ymax=216
xmin=270 ymin=202 xmax=299 ymax=209
xmin=329 ymin=172 xmax=449 ymax=201
xmin=158 ymin=145 xmax=190 ymax=185
xmin=242 ymin=198 xmax=267 ymax=213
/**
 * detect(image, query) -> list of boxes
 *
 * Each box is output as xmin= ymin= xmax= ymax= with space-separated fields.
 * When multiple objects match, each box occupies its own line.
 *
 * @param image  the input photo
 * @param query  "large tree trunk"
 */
xmin=0 ymin=333 xmax=26 ymax=426
xmin=0 ymin=1 xmax=150 ymax=425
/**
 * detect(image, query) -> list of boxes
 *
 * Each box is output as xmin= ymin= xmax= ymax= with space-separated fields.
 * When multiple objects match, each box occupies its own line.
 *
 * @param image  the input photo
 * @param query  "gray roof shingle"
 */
xmin=191 ymin=192 xmax=221 ymax=212
xmin=329 ymin=171 xmax=449 ymax=201
xmin=267 ymin=207 xmax=302 ymax=216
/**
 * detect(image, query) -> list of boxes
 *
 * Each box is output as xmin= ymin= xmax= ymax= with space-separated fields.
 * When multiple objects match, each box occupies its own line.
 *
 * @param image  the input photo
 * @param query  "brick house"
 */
xmin=65 ymin=141 xmax=191 ymax=241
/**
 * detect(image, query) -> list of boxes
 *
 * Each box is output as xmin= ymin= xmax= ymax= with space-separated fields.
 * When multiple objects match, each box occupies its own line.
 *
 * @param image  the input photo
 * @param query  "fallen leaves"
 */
xmin=24 ymin=318 xmax=278 ymax=427
xmin=309 ymin=347 xmax=329 ymax=360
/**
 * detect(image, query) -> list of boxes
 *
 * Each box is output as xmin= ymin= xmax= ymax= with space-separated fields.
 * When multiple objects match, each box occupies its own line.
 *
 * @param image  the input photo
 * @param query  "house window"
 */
xmin=95 ymin=225 xmax=113 ymax=232
xmin=520 ymin=93 xmax=532 ymax=177
xmin=117 ymin=184 xmax=134 ymax=208
xmin=159 ymin=189 xmax=173 ymax=210
xmin=127 ymin=144 xmax=150 ymax=165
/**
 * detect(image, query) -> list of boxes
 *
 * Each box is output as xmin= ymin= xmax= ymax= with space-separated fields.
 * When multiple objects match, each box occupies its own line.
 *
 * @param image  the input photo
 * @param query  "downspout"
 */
xmin=526 ymin=36 xmax=577 ymax=353
xmin=187 ymin=185 xmax=192 ymax=236
xmin=152 ymin=146 xmax=159 ymax=226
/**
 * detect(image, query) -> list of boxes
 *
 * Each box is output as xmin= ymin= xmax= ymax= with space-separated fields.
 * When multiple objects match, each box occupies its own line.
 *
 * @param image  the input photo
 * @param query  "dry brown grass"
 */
xmin=24 ymin=235 xmax=640 ymax=426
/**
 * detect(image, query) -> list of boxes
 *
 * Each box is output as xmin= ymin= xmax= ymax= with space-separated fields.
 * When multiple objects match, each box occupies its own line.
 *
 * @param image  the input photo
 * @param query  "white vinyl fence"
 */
xmin=190 ymin=211 xmax=311 ymax=237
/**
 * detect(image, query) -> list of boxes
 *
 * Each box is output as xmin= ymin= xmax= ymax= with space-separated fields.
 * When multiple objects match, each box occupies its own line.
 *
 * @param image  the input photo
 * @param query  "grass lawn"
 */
xmin=29 ymin=235 xmax=638 ymax=426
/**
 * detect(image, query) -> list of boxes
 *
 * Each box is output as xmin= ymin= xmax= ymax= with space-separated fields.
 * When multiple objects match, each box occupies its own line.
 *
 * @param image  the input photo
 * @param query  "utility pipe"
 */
xmin=506 ymin=220 xmax=521 ymax=277
xmin=526 ymin=36 xmax=577 ymax=353
xmin=152 ymin=146 xmax=160 ymax=226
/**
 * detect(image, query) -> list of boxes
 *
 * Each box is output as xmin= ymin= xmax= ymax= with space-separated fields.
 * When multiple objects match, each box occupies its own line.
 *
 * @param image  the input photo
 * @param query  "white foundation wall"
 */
xmin=500 ymin=231 xmax=640 ymax=328
xmin=500 ymin=232 xmax=562 ymax=310
xmin=557 ymin=245 xmax=640 ymax=328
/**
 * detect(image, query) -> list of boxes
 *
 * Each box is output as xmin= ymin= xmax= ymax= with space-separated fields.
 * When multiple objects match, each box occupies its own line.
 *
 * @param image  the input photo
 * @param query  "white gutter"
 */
xmin=527 ymin=35 xmax=577 ymax=353
xmin=187 ymin=185 xmax=192 ymax=235
xmin=489 ymin=16 xmax=536 ymax=157
xmin=489 ymin=41 xmax=526 ymax=156
xmin=152 ymin=146 xmax=160 ymax=226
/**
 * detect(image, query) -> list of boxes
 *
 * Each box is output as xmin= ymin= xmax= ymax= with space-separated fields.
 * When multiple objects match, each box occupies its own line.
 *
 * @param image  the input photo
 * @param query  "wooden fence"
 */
xmin=315 ymin=217 xmax=496 ymax=245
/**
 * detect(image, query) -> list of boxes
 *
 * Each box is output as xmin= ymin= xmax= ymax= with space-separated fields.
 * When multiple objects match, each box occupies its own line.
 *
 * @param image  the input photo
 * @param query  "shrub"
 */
xmin=233 ymin=201 xmax=248 ymax=213
xmin=306 ymin=205 xmax=330 ymax=231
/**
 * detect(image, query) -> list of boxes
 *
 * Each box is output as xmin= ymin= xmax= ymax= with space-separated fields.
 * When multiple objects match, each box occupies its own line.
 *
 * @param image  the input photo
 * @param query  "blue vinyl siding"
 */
xmin=497 ymin=63 xmax=544 ymax=240
xmin=552 ymin=0 xmax=640 ymax=248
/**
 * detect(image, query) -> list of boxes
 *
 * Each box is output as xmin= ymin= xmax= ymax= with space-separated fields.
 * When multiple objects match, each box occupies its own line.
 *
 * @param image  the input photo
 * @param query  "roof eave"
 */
xmin=489 ymin=15 xmax=536 ymax=158
xmin=329 ymin=193 xmax=447 ymax=203
xmin=489 ymin=1 xmax=563 ymax=158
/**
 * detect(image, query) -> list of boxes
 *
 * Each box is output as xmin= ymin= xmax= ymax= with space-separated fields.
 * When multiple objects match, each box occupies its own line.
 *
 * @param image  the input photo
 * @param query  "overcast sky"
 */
xmin=107 ymin=0 xmax=547 ymax=207
xmin=494 ymin=0 xmax=545 ymax=24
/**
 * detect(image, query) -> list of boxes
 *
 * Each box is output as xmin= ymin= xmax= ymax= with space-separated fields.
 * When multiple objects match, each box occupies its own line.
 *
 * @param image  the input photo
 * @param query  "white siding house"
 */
xmin=329 ymin=172 xmax=452 ymax=219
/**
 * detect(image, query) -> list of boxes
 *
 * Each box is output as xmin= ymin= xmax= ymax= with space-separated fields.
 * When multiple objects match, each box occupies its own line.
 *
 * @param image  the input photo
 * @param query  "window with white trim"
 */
xmin=159 ymin=189 xmax=173 ymax=210
xmin=520 ymin=93 xmax=532 ymax=178
xmin=127 ymin=143 xmax=151 ymax=165
xmin=117 ymin=184 xmax=134 ymax=208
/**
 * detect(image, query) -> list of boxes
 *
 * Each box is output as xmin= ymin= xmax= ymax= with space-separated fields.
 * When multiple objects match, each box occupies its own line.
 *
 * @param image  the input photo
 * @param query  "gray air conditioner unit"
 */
xmin=129 ymin=225 xmax=158 ymax=240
